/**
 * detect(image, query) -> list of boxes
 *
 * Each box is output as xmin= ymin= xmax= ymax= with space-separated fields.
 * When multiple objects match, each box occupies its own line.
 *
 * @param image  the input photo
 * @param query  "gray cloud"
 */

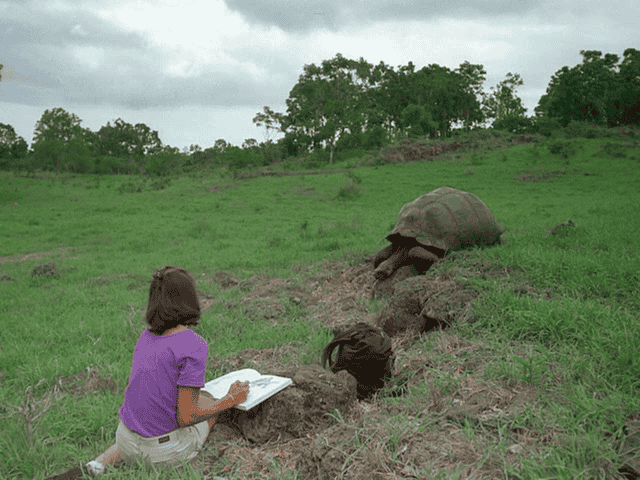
xmin=222 ymin=0 xmax=548 ymax=32
xmin=0 ymin=0 xmax=288 ymax=111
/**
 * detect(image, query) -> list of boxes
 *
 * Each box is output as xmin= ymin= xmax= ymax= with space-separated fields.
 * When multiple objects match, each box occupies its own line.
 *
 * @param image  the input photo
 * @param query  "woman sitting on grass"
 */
xmin=53 ymin=266 xmax=249 ymax=478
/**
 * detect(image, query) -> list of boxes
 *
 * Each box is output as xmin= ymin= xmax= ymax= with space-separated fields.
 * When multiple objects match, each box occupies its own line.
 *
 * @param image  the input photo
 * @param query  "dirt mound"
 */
xmin=213 ymin=364 xmax=357 ymax=445
xmin=381 ymin=139 xmax=464 ymax=163
xmin=304 ymin=259 xmax=378 ymax=333
xmin=375 ymin=272 xmax=479 ymax=342
xmin=32 ymin=263 xmax=60 ymax=279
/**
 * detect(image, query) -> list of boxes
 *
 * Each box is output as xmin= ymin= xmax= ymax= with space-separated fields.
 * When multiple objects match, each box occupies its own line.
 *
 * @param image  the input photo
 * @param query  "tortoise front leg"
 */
xmin=373 ymin=244 xmax=395 ymax=269
xmin=374 ymin=247 xmax=408 ymax=280
xmin=407 ymin=246 xmax=440 ymax=274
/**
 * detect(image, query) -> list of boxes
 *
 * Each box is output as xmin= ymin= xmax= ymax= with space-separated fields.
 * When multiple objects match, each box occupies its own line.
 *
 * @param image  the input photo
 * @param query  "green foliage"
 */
xmin=537 ymin=49 xmax=640 ymax=128
xmin=564 ymin=120 xmax=602 ymax=139
xmin=483 ymin=72 xmax=527 ymax=123
xmin=602 ymin=142 xmax=628 ymax=158
xmin=96 ymin=118 xmax=162 ymax=158
xmin=32 ymin=108 xmax=86 ymax=146
xmin=400 ymin=104 xmax=438 ymax=138
xmin=535 ymin=117 xmax=562 ymax=137
xmin=0 ymin=123 xmax=29 ymax=169
xmin=363 ymin=126 xmax=388 ymax=149
xmin=336 ymin=179 xmax=362 ymax=200
xmin=492 ymin=115 xmax=533 ymax=134
xmin=547 ymin=139 xmax=577 ymax=159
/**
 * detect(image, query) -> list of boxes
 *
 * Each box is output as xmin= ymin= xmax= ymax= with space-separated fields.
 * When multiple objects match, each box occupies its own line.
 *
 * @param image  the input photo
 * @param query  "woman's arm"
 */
xmin=177 ymin=381 xmax=249 ymax=428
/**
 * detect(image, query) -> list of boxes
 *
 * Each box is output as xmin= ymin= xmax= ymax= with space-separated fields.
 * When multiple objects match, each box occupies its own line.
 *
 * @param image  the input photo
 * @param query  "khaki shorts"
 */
xmin=116 ymin=419 xmax=210 ymax=467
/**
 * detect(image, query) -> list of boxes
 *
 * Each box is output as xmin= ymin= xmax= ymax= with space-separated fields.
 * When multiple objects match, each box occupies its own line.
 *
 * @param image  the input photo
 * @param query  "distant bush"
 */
xmin=334 ymin=148 xmax=368 ymax=163
xmin=151 ymin=177 xmax=172 ymax=190
xmin=364 ymin=126 xmax=388 ymax=149
xmin=535 ymin=117 xmax=562 ymax=137
xmin=118 ymin=181 xmax=144 ymax=194
xmin=492 ymin=115 xmax=534 ymax=134
xmin=336 ymin=180 xmax=362 ymax=200
xmin=548 ymin=140 xmax=577 ymax=159
xmin=602 ymin=142 xmax=628 ymax=159
xmin=346 ymin=170 xmax=362 ymax=184
xmin=564 ymin=120 xmax=601 ymax=139
xmin=335 ymin=132 xmax=363 ymax=151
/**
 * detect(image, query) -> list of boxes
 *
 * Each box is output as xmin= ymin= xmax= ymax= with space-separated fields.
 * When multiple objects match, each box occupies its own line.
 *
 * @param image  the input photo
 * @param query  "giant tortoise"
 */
xmin=374 ymin=187 xmax=505 ymax=280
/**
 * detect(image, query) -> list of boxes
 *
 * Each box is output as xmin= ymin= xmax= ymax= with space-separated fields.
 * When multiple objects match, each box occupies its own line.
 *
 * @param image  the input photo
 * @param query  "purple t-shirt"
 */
xmin=119 ymin=328 xmax=209 ymax=438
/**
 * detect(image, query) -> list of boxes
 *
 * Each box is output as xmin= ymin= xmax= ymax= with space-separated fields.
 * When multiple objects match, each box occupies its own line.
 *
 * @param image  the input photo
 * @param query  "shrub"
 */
xmin=492 ymin=115 xmax=533 ymax=134
xmin=535 ymin=117 xmax=562 ymax=137
xmin=364 ymin=126 xmax=388 ymax=149
xmin=548 ymin=140 xmax=577 ymax=159
xmin=564 ymin=120 xmax=601 ymax=139
xmin=602 ymin=142 xmax=627 ymax=159
xmin=336 ymin=181 xmax=362 ymax=200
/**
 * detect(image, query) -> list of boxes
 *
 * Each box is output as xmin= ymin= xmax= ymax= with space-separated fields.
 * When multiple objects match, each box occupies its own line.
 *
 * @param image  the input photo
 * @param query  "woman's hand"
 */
xmin=227 ymin=380 xmax=250 ymax=406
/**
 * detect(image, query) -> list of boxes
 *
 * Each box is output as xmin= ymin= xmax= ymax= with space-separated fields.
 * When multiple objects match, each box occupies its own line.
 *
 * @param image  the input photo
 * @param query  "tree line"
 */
xmin=0 ymin=48 xmax=638 ymax=174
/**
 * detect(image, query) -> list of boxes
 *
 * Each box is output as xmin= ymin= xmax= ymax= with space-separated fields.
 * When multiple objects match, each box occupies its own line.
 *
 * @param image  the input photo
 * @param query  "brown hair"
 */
xmin=146 ymin=266 xmax=201 ymax=336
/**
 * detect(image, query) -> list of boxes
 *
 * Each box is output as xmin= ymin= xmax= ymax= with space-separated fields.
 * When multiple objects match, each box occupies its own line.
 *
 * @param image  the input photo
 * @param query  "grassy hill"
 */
xmin=1 ymin=131 xmax=639 ymax=479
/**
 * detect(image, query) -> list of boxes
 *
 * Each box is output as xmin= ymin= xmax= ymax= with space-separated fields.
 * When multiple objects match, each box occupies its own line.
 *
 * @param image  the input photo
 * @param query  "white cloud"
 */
xmin=70 ymin=24 xmax=89 ymax=36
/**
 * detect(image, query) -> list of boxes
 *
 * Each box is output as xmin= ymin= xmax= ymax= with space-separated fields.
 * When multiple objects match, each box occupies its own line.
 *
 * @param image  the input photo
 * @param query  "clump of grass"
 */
xmin=346 ymin=170 xmax=363 ymax=184
xmin=547 ymin=140 xmax=577 ymax=159
xmin=602 ymin=142 xmax=628 ymax=159
xmin=470 ymin=152 xmax=484 ymax=166
xmin=336 ymin=180 xmax=362 ymax=200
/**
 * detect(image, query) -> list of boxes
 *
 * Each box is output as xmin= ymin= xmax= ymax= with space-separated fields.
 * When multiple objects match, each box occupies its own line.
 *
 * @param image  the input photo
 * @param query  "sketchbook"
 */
xmin=202 ymin=368 xmax=293 ymax=411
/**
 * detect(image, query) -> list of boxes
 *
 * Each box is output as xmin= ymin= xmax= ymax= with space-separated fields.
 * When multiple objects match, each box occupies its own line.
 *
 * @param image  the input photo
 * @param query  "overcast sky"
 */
xmin=1 ymin=0 xmax=638 ymax=151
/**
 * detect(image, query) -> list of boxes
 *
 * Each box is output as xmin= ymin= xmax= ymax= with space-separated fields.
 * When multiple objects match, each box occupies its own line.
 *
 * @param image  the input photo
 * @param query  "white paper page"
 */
xmin=203 ymin=369 xmax=261 ymax=400
xmin=203 ymin=369 xmax=292 ymax=410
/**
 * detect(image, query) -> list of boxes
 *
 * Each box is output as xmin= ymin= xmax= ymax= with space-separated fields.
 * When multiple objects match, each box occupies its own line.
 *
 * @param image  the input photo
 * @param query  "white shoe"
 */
xmin=85 ymin=460 xmax=105 ymax=476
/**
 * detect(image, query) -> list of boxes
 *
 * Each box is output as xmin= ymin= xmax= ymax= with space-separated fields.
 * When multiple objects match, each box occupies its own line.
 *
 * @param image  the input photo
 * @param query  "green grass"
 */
xmin=1 ymin=133 xmax=639 ymax=478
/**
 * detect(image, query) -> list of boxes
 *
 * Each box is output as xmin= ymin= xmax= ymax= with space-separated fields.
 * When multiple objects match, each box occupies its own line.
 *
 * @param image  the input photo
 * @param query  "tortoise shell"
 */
xmin=386 ymin=187 xmax=505 ymax=255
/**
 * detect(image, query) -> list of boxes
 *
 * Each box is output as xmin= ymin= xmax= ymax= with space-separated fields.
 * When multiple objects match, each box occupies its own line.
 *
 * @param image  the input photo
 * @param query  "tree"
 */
xmin=400 ymin=105 xmax=438 ymax=138
xmin=536 ymin=50 xmax=626 ymax=127
xmin=285 ymin=53 xmax=374 ymax=163
xmin=31 ymin=108 xmax=98 ymax=172
xmin=455 ymin=61 xmax=487 ymax=128
xmin=242 ymin=138 xmax=258 ymax=151
xmin=366 ymin=62 xmax=479 ymax=138
xmin=0 ymin=123 xmax=28 ymax=169
xmin=32 ymin=108 xmax=84 ymax=146
xmin=252 ymin=106 xmax=285 ymax=143
xmin=213 ymin=139 xmax=228 ymax=154
xmin=0 ymin=123 xmax=26 ymax=158
xmin=483 ymin=73 xmax=527 ymax=126
xmin=96 ymin=118 xmax=162 ymax=158
xmin=610 ymin=48 xmax=640 ymax=125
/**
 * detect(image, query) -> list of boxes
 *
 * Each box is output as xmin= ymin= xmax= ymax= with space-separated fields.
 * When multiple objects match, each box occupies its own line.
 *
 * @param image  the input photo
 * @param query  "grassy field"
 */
xmin=0 ymin=132 xmax=639 ymax=479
